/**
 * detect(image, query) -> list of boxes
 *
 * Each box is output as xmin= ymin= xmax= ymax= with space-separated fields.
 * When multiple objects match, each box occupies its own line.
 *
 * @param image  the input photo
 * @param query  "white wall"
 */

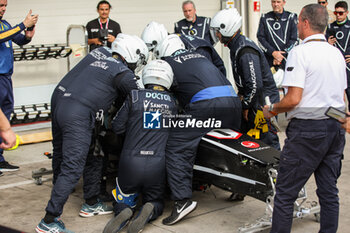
xmin=4 ymin=0 xmax=221 ymax=105
xmin=4 ymin=0 xmax=341 ymax=105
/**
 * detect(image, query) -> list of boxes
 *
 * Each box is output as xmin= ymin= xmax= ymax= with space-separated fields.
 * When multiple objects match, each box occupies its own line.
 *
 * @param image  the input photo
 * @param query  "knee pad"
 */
xmin=112 ymin=178 xmax=138 ymax=208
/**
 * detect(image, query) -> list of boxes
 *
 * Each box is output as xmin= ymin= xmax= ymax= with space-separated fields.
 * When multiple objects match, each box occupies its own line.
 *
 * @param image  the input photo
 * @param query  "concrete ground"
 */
xmin=0 ymin=123 xmax=350 ymax=233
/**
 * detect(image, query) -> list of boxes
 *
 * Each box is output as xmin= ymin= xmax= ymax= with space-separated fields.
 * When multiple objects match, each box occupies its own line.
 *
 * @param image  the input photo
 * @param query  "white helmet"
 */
xmin=141 ymin=21 xmax=168 ymax=52
xmin=142 ymin=60 xmax=173 ymax=89
xmin=154 ymin=34 xmax=185 ymax=59
xmin=210 ymin=8 xmax=242 ymax=44
xmin=111 ymin=34 xmax=149 ymax=72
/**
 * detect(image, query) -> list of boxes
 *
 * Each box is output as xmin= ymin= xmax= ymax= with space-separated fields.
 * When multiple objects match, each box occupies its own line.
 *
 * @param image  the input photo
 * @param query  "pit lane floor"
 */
xmin=0 ymin=126 xmax=349 ymax=233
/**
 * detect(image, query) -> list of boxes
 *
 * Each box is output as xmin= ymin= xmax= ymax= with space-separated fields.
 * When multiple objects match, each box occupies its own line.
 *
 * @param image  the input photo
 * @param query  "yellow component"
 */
xmin=5 ymin=134 xmax=20 ymax=151
xmin=18 ymin=131 xmax=52 ymax=145
xmin=262 ymin=123 xmax=268 ymax=133
xmin=247 ymin=110 xmax=269 ymax=139
xmin=241 ymin=159 xmax=248 ymax=165
xmin=247 ymin=128 xmax=260 ymax=139
xmin=112 ymin=188 xmax=117 ymax=201
xmin=112 ymin=188 xmax=125 ymax=202
xmin=0 ymin=25 xmax=21 ymax=40
xmin=254 ymin=110 xmax=268 ymax=133
xmin=270 ymin=66 xmax=277 ymax=74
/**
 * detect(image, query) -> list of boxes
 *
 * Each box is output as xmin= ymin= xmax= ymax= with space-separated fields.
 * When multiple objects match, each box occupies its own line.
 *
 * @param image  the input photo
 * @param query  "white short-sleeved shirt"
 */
xmin=282 ymin=34 xmax=347 ymax=120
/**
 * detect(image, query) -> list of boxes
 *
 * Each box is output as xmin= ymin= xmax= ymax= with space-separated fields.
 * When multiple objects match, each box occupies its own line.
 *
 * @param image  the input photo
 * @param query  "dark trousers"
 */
xmin=166 ymin=97 xmax=241 ymax=200
xmin=46 ymin=95 xmax=102 ymax=216
xmin=261 ymin=121 xmax=280 ymax=150
xmin=271 ymin=119 xmax=344 ymax=233
xmin=117 ymin=154 xmax=166 ymax=220
xmin=0 ymin=74 xmax=13 ymax=162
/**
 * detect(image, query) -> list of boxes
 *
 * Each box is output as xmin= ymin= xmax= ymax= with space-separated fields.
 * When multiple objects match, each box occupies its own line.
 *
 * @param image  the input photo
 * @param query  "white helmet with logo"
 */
xmin=210 ymin=8 xmax=242 ymax=44
xmin=111 ymin=34 xmax=149 ymax=72
xmin=142 ymin=60 xmax=173 ymax=90
xmin=154 ymin=34 xmax=185 ymax=59
xmin=141 ymin=21 xmax=168 ymax=52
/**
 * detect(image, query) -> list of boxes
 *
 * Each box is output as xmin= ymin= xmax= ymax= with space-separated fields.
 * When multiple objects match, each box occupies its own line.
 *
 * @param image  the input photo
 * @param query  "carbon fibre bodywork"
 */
xmin=193 ymin=129 xmax=280 ymax=202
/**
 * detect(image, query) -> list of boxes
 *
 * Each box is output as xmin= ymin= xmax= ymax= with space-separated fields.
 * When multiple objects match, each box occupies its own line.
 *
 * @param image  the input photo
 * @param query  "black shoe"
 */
xmin=162 ymin=199 xmax=197 ymax=225
xmin=128 ymin=202 xmax=154 ymax=233
xmin=0 ymin=161 xmax=19 ymax=171
xmin=103 ymin=207 xmax=133 ymax=233
xmin=228 ymin=193 xmax=245 ymax=202
xmin=0 ymin=171 xmax=3 ymax=177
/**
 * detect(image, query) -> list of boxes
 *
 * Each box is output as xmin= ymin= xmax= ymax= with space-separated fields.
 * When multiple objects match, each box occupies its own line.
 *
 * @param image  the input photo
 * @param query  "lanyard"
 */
xmin=98 ymin=18 xmax=109 ymax=29
xmin=305 ymin=39 xmax=326 ymax=43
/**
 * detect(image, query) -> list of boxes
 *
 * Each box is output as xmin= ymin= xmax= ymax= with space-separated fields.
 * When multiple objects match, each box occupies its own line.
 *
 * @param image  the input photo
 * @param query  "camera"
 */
xmin=98 ymin=29 xmax=109 ymax=44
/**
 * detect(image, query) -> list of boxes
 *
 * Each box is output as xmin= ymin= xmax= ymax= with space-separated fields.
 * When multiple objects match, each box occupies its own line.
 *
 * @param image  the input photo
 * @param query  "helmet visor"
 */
xmin=145 ymin=40 xmax=158 ymax=52
xmin=134 ymin=52 xmax=147 ymax=74
xmin=210 ymin=27 xmax=220 ymax=46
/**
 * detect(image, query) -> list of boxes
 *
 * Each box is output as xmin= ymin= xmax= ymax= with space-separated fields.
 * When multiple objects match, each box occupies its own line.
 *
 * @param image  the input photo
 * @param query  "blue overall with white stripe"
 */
xmin=163 ymin=49 xmax=241 ymax=201
xmin=0 ymin=19 xmax=31 ymax=162
xmin=257 ymin=10 xmax=298 ymax=69
xmin=326 ymin=18 xmax=350 ymax=109
xmin=174 ymin=15 xmax=213 ymax=45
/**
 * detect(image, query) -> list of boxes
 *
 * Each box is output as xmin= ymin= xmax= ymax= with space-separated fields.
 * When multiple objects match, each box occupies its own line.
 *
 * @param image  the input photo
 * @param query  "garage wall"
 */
xmin=6 ymin=0 xmax=222 ymax=44
xmin=4 ymin=0 xmax=339 ymax=105
xmin=5 ymin=0 xmax=221 ymax=105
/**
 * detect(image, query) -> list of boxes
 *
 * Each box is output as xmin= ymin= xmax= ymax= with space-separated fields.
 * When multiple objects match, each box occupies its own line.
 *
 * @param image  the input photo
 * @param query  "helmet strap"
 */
xmin=224 ymin=30 xmax=240 ymax=46
xmin=127 ymin=63 xmax=137 ymax=72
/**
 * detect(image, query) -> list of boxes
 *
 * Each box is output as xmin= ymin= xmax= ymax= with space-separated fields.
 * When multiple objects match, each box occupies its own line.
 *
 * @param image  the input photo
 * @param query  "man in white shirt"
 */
xmin=263 ymin=4 xmax=347 ymax=233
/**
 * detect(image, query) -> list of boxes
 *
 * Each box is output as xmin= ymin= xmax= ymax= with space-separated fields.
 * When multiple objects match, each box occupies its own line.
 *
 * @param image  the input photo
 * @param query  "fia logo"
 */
xmin=143 ymin=110 xmax=162 ymax=129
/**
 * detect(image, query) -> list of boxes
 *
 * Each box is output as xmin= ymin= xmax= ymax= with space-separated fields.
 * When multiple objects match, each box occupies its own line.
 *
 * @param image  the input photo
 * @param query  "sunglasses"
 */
xmin=334 ymin=11 xmax=346 ymax=16
xmin=318 ymin=1 xmax=326 ymax=4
